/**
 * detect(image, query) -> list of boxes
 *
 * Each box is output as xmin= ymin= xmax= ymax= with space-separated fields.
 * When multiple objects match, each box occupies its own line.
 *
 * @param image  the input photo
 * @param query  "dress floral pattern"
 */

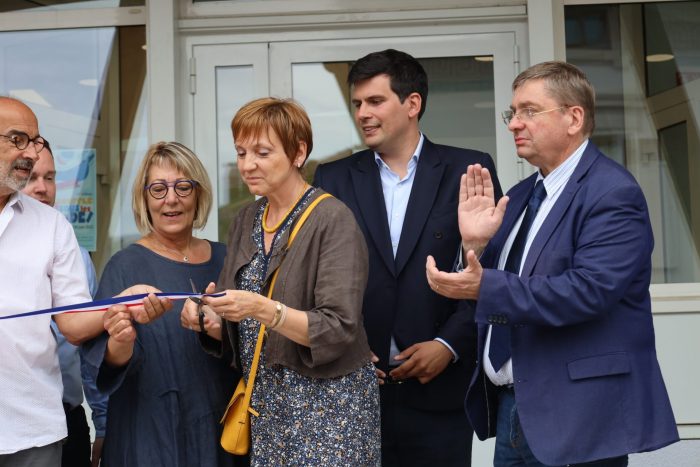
xmin=235 ymin=188 xmax=381 ymax=466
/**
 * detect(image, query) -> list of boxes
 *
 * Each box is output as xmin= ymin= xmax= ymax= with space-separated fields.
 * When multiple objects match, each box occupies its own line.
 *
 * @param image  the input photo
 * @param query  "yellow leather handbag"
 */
xmin=220 ymin=193 xmax=332 ymax=455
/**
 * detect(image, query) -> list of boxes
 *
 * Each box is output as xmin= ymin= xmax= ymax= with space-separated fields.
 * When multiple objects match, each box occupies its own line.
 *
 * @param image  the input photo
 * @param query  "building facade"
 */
xmin=1 ymin=0 xmax=698 ymax=464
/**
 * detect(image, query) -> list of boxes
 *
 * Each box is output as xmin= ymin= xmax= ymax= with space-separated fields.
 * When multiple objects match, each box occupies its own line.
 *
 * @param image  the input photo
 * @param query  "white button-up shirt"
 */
xmin=0 ymin=192 xmax=90 ymax=454
xmin=484 ymin=140 xmax=589 ymax=386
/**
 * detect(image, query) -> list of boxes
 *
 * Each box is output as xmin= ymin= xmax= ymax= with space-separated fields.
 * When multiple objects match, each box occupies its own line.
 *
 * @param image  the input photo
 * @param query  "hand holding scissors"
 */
xmin=182 ymin=280 xmax=223 ymax=339
xmin=188 ymin=278 xmax=208 ymax=335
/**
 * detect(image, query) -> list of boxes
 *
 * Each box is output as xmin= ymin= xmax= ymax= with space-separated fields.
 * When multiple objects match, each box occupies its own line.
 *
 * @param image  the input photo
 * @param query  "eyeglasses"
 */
xmin=144 ymin=179 xmax=198 ymax=199
xmin=0 ymin=132 xmax=46 ymax=153
xmin=501 ymin=106 xmax=567 ymax=125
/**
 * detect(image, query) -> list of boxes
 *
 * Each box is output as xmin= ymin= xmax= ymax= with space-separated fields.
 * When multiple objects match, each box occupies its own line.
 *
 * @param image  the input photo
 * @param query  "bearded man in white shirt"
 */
xmin=0 ymin=96 xmax=169 ymax=467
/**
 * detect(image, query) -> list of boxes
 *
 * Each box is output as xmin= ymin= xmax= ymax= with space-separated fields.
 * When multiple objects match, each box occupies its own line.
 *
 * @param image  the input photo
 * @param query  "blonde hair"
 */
xmin=231 ymin=97 xmax=313 ymax=166
xmin=513 ymin=61 xmax=596 ymax=137
xmin=132 ymin=141 xmax=212 ymax=234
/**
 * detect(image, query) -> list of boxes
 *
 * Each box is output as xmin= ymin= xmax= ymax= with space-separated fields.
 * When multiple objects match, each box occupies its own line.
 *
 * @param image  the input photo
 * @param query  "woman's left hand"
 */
xmin=115 ymin=284 xmax=172 ymax=324
xmin=116 ymin=284 xmax=159 ymax=297
xmin=132 ymin=293 xmax=172 ymax=324
xmin=203 ymin=290 xmax=271 ymax=323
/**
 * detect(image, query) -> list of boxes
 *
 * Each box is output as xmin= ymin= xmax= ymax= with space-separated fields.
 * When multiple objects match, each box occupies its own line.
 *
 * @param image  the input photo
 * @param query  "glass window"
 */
xmin=212 ymin=55 xmax=496 ymax=242
xmin=0 ymin=1 xmax=143 ymax=13
xmin=215 ymin=65 xmax=256 ymax=241
xmin=291 ymin=56 xmax=496 ymax=174
xmin=644 ymin=2 xmax=700 ymax=96
xmin=0 ymin=25 xmax=148 ymax=274
xmin=565 ymin=1 xmax=700 ymax=283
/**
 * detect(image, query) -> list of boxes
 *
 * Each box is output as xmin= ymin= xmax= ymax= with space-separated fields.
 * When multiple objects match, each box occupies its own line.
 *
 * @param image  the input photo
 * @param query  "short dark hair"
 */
xmin=348 ymin=49 xmax=428 ymax=119
xmin=43 ymin=139 xmax=52 ymax=156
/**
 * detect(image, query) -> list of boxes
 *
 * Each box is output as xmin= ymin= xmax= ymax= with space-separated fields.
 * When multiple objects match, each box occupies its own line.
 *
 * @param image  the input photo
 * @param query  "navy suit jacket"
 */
xmin=314 ymin=137 xmax=501 ymax=410
xmin=465 ymin=142 xmax=678 ymax=464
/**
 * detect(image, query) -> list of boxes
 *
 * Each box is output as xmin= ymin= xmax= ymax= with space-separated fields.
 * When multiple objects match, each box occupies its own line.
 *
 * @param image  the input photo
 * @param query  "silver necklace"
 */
xmin=151 ymin=236 xmax=192 ymax=262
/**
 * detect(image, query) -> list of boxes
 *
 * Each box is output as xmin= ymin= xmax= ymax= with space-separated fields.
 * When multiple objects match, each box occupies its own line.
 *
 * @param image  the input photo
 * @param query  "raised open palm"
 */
xmin=458 ymin=164 xmax=508 ymax=254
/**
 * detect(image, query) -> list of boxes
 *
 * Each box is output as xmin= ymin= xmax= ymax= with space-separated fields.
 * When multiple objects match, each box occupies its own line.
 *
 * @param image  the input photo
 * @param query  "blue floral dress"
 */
xmin=235 ymin=188 xmax=381 ymax=466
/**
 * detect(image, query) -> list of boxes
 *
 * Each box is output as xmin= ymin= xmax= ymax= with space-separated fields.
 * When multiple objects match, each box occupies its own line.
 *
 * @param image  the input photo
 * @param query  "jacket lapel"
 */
xmin=229 ymin=200 xmax=267 ymax=279
xmin=520 ymin=144 xmax=601 ymax=277
xmin=350 ymin=151 xmax=396 ymax=275
xmin=394 ymin=140 xmax=445 ymax=276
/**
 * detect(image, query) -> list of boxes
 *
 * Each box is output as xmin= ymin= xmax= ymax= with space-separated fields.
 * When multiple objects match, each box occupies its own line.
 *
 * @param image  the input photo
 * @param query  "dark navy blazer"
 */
xmin=466 ymin=142 xmax=679 ymax=465
xmin=314 ymin=137 xmax=501 ymax=410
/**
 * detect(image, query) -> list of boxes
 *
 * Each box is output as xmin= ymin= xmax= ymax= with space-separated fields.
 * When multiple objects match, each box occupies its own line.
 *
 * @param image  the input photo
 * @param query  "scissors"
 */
xmin=189 ymin=278 xmax=207 ymax=336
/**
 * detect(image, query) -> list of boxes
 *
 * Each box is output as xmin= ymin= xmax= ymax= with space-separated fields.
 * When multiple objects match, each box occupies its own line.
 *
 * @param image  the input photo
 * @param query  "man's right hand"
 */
xmin=91 ymin=437 xmax=103 ymax=467
xmin=103 ymin=304 xmax=136 ymax=367
xmin=458 ymin=164 xmax=508 ymax=255
xmin=103 ymin=305 xmax=136 ymax=344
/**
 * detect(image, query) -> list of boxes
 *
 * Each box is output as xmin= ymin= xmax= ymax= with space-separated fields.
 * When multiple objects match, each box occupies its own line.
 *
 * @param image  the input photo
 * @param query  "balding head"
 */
xmin=0 ymin=97 xmax=42 ymax=206
xmin=0 ymin=96 xmax=38 ymax=126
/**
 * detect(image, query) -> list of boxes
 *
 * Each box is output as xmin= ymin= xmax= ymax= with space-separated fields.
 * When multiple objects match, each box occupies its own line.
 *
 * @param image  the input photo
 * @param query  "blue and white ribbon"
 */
xmin=0 ymin=292 xmax=225 ymax=320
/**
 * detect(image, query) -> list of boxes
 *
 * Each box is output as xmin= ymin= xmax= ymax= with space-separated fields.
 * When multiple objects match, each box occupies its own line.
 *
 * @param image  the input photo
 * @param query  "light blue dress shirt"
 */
xmin=374 ymin=134 xmax=458 ymax=363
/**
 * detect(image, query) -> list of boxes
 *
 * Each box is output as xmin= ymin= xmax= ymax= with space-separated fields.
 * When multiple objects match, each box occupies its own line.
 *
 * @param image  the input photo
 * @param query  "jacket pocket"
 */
xmin=567 ymin=352 xmax=630 ymax=381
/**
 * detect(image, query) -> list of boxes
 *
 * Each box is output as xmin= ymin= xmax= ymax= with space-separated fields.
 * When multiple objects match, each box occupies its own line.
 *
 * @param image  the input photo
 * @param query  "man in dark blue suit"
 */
xmin=427 ymin=61 xmax=678 ymax=466
xmin=313 ymin=49 xmax=501 ymax=466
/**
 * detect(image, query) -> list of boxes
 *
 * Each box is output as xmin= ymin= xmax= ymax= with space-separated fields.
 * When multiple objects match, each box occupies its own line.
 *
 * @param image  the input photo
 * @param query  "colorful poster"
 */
xmin=54 ymin=148 xmax=97 ymax=251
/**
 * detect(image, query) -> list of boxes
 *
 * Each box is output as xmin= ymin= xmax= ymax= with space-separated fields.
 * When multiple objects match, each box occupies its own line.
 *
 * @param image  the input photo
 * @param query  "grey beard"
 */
xmin=0 ymin=174 xmax=28 ymax=192
xmin=1 ymin=159 xmax=34 ymax=192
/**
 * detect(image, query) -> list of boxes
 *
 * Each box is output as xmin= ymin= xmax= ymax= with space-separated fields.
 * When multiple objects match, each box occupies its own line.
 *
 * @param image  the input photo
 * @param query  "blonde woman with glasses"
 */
xmin=81 ymin=142 xmax=242 ymax=467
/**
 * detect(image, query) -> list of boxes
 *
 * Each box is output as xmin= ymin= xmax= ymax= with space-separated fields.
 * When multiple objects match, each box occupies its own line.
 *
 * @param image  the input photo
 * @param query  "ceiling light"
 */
xmin=474 ymin=56 xmax=494 ymax=62
xmin=79 ymin=79 xmax=98 ymax=87
xmin=646 ymin=54 xmax=674 ymax=63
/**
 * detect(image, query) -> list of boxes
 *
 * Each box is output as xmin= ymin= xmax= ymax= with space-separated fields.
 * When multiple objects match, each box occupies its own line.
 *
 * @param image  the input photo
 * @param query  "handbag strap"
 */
xmin=242 ymin=192 xmax=333 ymax=411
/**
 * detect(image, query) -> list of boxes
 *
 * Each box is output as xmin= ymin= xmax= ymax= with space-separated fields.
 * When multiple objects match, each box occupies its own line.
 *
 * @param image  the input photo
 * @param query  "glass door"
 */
xmin=270 ymin=34 xmax=519 ymax=190
xmin=192 ymin=33 xmax=519 ymax=241
xmin=191 ymin=42 xmax=269 ymax=241
xmin=651 ymin=91 xmax=700 ymax=285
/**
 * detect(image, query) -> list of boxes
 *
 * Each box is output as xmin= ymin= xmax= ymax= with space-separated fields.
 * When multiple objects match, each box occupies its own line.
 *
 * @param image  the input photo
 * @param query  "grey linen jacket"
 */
xmin=204 ymin=189 xmax=373 ymax=379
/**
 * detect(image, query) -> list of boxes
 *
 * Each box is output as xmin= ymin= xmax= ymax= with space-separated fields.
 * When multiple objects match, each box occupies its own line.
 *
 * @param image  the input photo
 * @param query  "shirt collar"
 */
xmin=373 ymin=132 xmax=424 ymax=170
xmin=6 ymin=191 xmax=23 ymax=212
xmin=537 ymin=139 xmax=589 ymax=196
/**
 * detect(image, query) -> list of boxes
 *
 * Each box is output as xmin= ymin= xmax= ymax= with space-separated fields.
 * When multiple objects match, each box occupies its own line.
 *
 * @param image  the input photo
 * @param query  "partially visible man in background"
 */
xmin=22 ymin=139 xmax=106 ymax=467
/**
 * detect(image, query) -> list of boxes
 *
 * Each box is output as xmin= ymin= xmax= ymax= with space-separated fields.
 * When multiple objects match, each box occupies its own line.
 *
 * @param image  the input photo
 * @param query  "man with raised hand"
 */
xmin=427 ymin=61 xmax=678 ymax=466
